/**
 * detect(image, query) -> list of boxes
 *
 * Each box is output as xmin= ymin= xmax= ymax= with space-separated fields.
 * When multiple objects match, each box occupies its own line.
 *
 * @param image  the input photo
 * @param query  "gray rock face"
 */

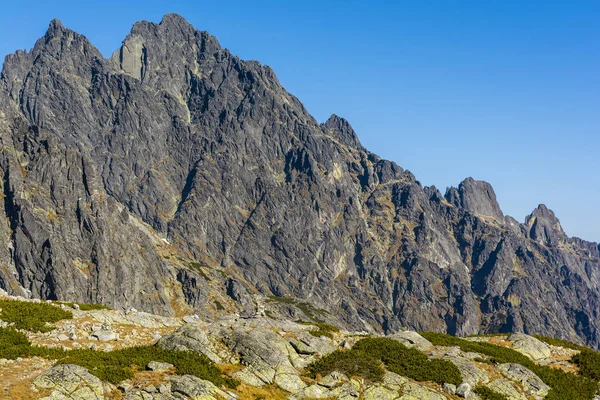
xmin=1 ymin=15 xmax=600 ymax=349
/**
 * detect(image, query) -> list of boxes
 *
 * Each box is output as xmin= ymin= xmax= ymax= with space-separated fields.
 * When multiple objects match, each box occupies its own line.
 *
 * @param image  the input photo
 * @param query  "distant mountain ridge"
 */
xmin=0 ymin=14 xmax=599 ymax=348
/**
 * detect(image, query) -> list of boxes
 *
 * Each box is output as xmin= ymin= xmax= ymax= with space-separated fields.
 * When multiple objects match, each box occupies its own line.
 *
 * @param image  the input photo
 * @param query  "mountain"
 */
xmin=0 ymin=15 xmax=599 ymax=348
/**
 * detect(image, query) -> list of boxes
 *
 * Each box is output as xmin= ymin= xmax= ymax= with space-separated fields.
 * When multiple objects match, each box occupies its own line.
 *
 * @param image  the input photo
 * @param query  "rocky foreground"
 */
xmin=1 ymin=295 xmax=598 ymax=400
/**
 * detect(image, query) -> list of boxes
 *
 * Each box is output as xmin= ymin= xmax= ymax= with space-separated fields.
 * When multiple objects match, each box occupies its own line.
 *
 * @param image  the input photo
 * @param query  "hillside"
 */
xmin=2 ymin=293 xmax=600 ymax=399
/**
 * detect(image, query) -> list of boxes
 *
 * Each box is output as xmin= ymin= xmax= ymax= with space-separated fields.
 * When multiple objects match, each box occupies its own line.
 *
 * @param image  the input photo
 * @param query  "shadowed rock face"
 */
xmin=1 ymin=15 xmax=599 ymax=347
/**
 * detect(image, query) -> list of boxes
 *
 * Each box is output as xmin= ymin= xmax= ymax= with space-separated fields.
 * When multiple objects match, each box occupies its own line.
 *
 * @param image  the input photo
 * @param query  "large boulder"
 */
xmin=487 ymin=379 xmax=528 ymax=400
xmin=225 ymin=327 xmax=305 ymax=393
xmin=157 ymin=323 xmax=234 ymax=363
xmin=498 ymin=363 xmax=550 ymax=399
xmin=388 ymin=331 xmax=433 ymax=351
xmin=32 ymin=364 xmax=104 ymax=400
xmin=169 ymin=375 xmax=236 ymax=400
xmin=508 ymin=333 xmax=551 ymax=361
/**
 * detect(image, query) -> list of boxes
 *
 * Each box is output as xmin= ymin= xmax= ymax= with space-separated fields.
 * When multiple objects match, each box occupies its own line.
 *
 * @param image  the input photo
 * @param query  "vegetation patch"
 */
xmin=572 ymin=350 xmax=600 ymax=381
xmin=0 ymin=299 xmax=72 ymax=332
xmin=306 ymin=337 xmax=461 ymax=385
xmin=300 ymin=322 xmax=339 ymax=339
xmin=305 ymin=348 xmax=385 ymax=382
xmin=187 ymin=261 xmax=211 ymax=281
xmin=353 ymin=338 xmax=462 ymax=385
xmin=420 ymin=332 xmax=599 ymax=400
xmin=0 ymin=327 xmax=238 ymax=387
xmin=473 ymin=386 xmax=509 ymax=400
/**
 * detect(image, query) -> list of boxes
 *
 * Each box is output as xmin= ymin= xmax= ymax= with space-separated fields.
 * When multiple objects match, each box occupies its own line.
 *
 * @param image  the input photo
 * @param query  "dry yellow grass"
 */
xmin=229 ymin=383 xmax=290 ymax=400
xmin=0 ymin=357 xmax=54 ymax=400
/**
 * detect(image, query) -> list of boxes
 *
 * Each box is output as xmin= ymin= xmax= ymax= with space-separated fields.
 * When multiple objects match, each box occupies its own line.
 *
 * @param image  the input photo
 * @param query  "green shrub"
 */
xmin=306 ymin=337 xmax=462 ymax=385
xmin=420 ymin=332 xmax=599 ymax=400
xmin=573 ymin=350 xmax=600 ymax=381
xmin=0 ymin=327 xmax=237 ymax=387
xmin=474 ymin=386 xmax=508 ymax=400
xmin=0 ymin=299 xmax=72 ymax=332
xmin=306 ymin=349 xmax=385 ymax=382
xmin=353 ymin=338 xmax=462 ymax=385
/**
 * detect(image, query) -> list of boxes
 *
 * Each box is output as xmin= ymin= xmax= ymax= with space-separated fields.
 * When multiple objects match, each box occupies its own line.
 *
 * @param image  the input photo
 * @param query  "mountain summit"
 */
xmin=0 ymin=15 xmax=599 ymax=348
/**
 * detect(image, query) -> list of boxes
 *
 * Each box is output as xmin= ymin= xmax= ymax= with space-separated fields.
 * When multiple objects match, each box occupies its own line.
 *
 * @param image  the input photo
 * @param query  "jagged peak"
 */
xmin=321 ymin=114 xmax=363 ymax=148
xmin=526 ymin=204 xmax=563 ymax=228
xmin=445 ymin=177 xmax=504 ymax=221
xmin=525 ymin=204 xmax=565 ymax=246
xmin=48 ymin=18 xmax=65 ymax=33
xmin=160 ymin=13 xmax=193 ymax=29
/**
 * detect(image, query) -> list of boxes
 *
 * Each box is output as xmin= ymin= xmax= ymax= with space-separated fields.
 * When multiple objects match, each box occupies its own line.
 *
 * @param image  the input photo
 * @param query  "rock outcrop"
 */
xmin=0 ymin=15 xmax=599 ymax=349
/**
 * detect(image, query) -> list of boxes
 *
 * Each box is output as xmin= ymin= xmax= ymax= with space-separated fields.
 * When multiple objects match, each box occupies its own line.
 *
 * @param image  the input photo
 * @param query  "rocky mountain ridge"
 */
xmin=0 ymin=15 xmax=599 ymax=349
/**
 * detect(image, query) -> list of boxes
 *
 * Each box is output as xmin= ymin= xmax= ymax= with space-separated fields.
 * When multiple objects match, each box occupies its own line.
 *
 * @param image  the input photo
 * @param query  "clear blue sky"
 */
xmin=1 ymin=1 xmax=599 ymax=241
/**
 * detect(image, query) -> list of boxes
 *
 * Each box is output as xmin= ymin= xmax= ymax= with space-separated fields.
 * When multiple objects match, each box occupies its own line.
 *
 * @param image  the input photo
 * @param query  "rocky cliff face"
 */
xmin=1 ymin=15 xmax=599 ymax=347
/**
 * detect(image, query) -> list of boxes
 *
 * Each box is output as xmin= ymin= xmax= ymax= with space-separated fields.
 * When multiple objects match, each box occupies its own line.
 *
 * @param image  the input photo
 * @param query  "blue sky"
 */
xmin=1 ymin=1 xmax=599 ymax=241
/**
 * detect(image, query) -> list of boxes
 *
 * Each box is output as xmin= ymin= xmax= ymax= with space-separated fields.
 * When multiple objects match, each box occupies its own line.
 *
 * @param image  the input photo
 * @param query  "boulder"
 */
xmin=32 ymin=364 xmax=104 ymax=400
xmin=147 ymin=361 xmax=174 ymax=372
xmin=363 ymin=385 xmax=399 ymax=400
xmin=389 ymin=331 xmax=433 ymax=351
xmin=498 ymin=363 xmax=550 ymax=399
xmin=91 ymin=329 xmax=117 ymax=341
xmin=487 ymin=379 xmax=528 ymax=400
xmin=399 ymin=381 xmax=447 ymax=400
xmin=169 ymin=375 xmax=235 ymax=400
xmin=443 ymin=383 xmax=456 ymax=395
xmin=222 ymin=326 xmax=301 ymax=389
xmin=157 ymin=324 xmax=233 ymax=363
xmin=508 ymin=333 xmax=551 ymax=361
xmin=456 ymin=382 xmax=471 ymax=398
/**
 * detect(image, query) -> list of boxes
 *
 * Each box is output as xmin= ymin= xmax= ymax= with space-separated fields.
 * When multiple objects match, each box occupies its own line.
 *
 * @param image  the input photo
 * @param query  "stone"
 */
xmin=363 ymin=385 xmax=399 ymax=400
xmin=91 ymin=329 xmax=117 ymax=341
xmin=169 ymin=375 xmax=234 ymax=400
xmin=487 ymin=379 xmax=528 ymax=400
xmin=389 ymin=331 xmax=433 ymax=351
xmin=302 ymin=384 xmax=333 ymax=399
xmin=444 ymin=356 xmax=489 ymax=386
xmin=443 ymin=383 xmax=456 ymax=394
xmin=456 ymin=382 xmax=471 ymax=398
xmin=158 ymin=324 xmax=233 ymax=364
xmin=147 ymin=361 xmax=174 ymax=372
xmin=32 ymin=364 xmax=104 ymax=399
xmin=400 ymin=381 xmax=447 ymax=400
xmin=274 ymin=372 xmax=306 ymax=394
xmin=318 ymin=372 xmax=349 ymax=388
xmin=497 ymin=363 xmax=550 ymax=399
xmin=508 ymin=333 xmax=552 ymax=360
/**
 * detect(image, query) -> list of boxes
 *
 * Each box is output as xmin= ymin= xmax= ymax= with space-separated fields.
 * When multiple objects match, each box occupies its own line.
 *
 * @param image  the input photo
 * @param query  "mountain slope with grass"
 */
xmin=0 ymin=15 xmax=599 ymax=350
xmin=1 ymin=294 xmax=600 ymax=399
